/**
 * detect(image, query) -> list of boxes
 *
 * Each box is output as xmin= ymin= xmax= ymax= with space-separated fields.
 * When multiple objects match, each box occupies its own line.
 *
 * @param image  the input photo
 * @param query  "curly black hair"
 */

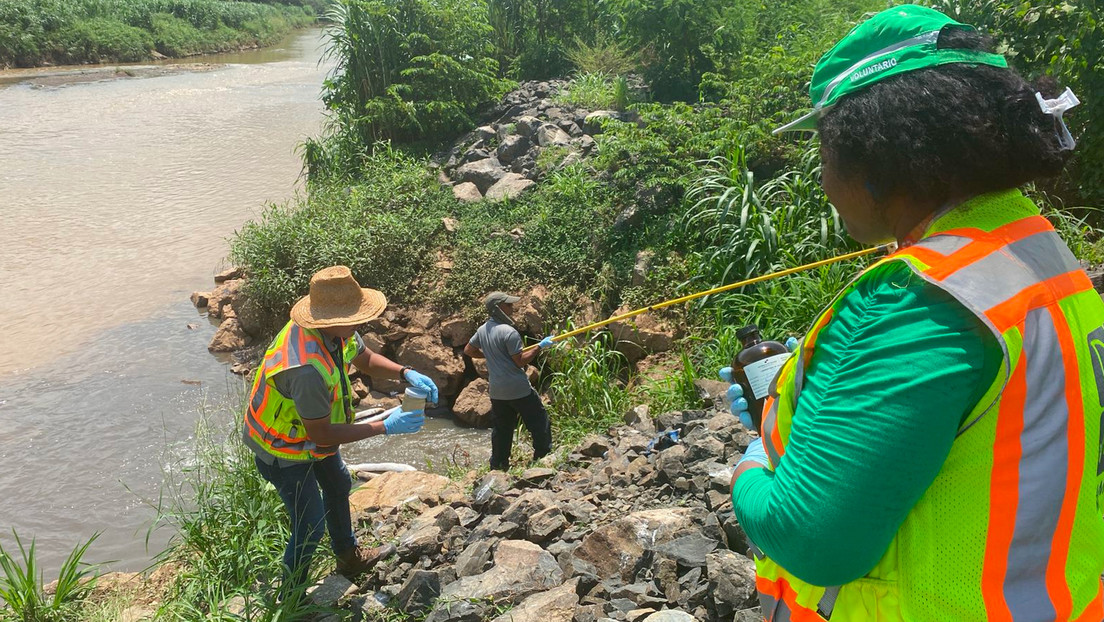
xmin=817 ymin=27 xmax=1071 ymax=206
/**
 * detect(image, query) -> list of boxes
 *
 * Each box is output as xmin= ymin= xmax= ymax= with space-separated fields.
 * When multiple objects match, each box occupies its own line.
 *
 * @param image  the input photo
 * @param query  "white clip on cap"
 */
xmin=1035 ymin=87 xmax=1080 ymax=151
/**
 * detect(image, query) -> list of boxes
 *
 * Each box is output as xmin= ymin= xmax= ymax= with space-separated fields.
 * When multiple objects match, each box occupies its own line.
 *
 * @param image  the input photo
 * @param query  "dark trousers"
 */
xmin=254 ymin=451 xmax=356 ymax=584
xmin=490 ymin=391 xmax=552 ymax=470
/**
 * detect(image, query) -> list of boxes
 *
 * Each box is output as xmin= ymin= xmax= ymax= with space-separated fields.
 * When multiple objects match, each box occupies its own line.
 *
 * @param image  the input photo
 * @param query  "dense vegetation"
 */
xmin=2 ymin=0 xmax=1099 ymax=618
xmin=0 ymin=0 xmax=325 ymax=67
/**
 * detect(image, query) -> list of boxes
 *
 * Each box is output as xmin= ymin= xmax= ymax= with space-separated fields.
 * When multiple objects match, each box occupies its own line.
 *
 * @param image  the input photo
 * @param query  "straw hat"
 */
xmin=290 ymin=266 xmax=387 ymax=329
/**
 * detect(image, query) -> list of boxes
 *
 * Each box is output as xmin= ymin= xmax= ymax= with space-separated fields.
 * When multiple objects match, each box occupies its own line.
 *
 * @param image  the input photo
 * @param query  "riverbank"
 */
xmin=0 ymin=0 xmax=320 ymax=69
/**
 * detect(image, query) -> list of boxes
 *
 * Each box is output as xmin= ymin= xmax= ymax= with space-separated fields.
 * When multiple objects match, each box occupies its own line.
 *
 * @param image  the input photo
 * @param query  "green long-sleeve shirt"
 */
xmin=731 ymin=259 xmax=1003 ymax=586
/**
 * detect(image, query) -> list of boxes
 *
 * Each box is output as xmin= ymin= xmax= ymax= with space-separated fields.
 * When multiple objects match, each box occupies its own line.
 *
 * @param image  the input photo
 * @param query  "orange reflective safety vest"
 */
xmin=243 ymin=320 xmax=358 ymax=462
xmin=752 ymin=190 xmax=1104 ymax=621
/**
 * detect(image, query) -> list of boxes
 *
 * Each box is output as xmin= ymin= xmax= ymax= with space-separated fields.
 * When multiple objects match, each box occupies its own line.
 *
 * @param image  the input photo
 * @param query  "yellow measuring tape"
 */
xmin=521 ymin=243 xmax=895 ymax=352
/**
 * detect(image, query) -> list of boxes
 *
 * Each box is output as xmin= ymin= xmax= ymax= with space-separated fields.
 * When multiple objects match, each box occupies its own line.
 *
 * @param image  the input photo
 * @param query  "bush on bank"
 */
xmin=0 ymin=0 xmax=321 ymax=67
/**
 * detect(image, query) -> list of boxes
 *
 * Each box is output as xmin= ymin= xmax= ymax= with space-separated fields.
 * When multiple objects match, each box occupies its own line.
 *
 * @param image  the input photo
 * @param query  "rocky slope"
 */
xmin=306 ymin=385 xmax=762 ymax=622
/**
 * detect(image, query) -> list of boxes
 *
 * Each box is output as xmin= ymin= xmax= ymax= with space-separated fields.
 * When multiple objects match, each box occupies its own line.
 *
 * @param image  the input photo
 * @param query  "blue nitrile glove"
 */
xmin=403 ymin=369 xmax=439 ymax=405
xmin=738 ymin=438 xmax=771 ymax=468
xmin=785 ymin=336 xmax=799 ymax=352
xmin=383 ymin=407 xmax=425 ymax=435
xmin=718 ymin=367 xmax=752 ymax=429
xmin=538 ymin=335 xmax=556 ymax=349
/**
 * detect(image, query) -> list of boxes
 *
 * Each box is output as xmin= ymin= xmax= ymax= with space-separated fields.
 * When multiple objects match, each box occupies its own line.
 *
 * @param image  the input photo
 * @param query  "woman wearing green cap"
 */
xmin=724 ymin=5 xmax=1104 ymax=621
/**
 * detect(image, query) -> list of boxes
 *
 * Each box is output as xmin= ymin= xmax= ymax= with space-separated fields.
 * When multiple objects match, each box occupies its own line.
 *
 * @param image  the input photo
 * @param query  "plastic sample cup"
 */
xmin=401 ymin=387 xmax=428 ymax=412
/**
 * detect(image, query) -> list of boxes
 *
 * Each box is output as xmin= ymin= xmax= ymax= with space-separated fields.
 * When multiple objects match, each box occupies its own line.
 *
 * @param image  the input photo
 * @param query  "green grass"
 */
xmin=150 ymin=397 xmax=333 ymax=620
xmin=0 ymin=531 xmax=99 ymax=622
xmin=554 ymin=71 xmax=632 ymax=110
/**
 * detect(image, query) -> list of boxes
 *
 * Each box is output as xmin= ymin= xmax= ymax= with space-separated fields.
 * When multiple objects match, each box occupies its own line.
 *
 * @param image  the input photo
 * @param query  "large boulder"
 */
xmin=440 ymin=316 xmax=477 ymax=347
xmin=610 ymin=311 xmax=679 ymax=363
xmin=485 ymin=173 xmax=536 ymax=201
xmin=441 ymin=540 xmax=564 ymax=604
xmin=513 ymin=285 xmax=550 ymax=335
xmin=456 ymin=158 xmax=507 ymax=193
xmin=487 ymin=578 xmax=579 ymax=622
xmin=396 ymin=334 xmax=467 ymax=399
xmin=583 ymin=110 xmax=620 ymax=134
xmin=706 ymin=549 xmax=758 ymax=618
xmin=348 ymin=471 xmax=455 ymax=513
xmin=208 ymin=317 xmax=251 ymax=352
xmin=206 ymin=278 xmax=245 ymax=320
xmin=514 ymin=115 xmax=543 ymax=137
xmin=496 ymin=135 xmax=530 ymax=164
xmin=453 ymin=378 xmax=493 ymax=428
xmin=572 ymin=508 xmax=700 ymax=583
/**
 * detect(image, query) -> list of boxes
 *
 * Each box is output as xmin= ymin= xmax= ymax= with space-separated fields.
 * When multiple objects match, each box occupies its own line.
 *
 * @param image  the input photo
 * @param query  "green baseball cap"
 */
xmin=774 ymin=4 xmax=1008 ymax=134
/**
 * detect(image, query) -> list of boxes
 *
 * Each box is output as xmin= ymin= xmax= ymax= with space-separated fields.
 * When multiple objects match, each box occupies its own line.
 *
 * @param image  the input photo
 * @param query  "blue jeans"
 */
xmin=254 ymin=451 xmax=357 ymax=583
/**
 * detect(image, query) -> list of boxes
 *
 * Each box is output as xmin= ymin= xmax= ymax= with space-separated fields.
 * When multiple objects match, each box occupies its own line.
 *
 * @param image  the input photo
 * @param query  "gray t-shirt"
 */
xmin=246 ymin=332 xmax=366 ymax=466
xmin=469 ymin=319 xmax=533 ymax=400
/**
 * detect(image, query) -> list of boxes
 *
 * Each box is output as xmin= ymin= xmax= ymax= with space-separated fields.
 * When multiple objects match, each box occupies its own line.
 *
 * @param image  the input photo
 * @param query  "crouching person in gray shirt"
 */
xmin=464 ymin=291 xmax=556 ymax=470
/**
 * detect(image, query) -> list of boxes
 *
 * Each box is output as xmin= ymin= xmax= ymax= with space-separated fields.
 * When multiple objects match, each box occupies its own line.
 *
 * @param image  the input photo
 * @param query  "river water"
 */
xmin=0 ymin=30 xmax=487 ymax=575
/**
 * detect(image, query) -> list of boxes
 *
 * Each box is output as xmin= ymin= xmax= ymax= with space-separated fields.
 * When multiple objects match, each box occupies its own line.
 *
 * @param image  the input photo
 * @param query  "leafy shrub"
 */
xmin=231 ymin=150 xmax=454 ymax=334
xmin=55 ymin=17 xmax=153 ymax=63
xmin=565 ymin=33 xmax=637 ymax=75
xmin=321 ymin=0 xmax=513 ymax=145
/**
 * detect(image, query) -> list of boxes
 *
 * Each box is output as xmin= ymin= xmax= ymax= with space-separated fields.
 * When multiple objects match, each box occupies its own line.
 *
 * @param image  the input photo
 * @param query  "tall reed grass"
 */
xmin=0 ymin=531 xmax=99 ymax=622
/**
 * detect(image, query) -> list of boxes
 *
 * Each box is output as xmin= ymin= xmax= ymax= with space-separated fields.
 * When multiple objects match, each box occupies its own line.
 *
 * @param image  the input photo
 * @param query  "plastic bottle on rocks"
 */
xmin=731 ymin=324 xmax=790 ymax=430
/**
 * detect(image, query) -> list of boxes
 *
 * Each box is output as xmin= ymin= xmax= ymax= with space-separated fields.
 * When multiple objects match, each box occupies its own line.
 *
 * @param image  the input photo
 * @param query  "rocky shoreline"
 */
xmin=92 ymin=387 xmax=761 ymax=622
xmin=329 ymin=395 xmax=760 ymax=622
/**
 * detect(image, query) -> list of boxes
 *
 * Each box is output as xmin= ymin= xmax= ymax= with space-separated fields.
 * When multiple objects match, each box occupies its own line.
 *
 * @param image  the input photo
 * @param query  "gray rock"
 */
xmin=484 ymin=172 xmax=535 ymax=201
xmin=474 ymin=125 xmax=497 ymax=142
xmin=572 ymin=508 xmax=700 ymax=583
xmin=578 ymin=435 xmax=610 ymax=458
xmin=473 ymin=471 xmax=512 ymax=506
xmin=462 ymin=147 xmax=491 ymax=163
xmin=307 ymin=574 xmax=354 ymax=607
xmin=442 ymin=540 xmax=565 ymax=604
xmin=488 ymin=579 xmax=579 ymax=622
xmin=578 ymin=134 xmax=596 ymax=154
xmin=515 ymin=115 xmax=543 ymax=136
xmin=454 ymin=540 xmax=494 ymax=577
xmin=653 ymin=534 xmax=718 ymax=569
xmin=706 ymin=549 xmax=758 ymax=617
xmin=456 ymin=158 xmax=506 ymax=193
xmin=536 ymin=123 xmax=572 ymax=147
xmin=424 ymin=598 xmax=487 ymax=622
xmin=734 ymin=607 xmax=764 ymax=621
xmin=641 ymin=611 xmax=695 ymax=622
xmin=395 ymin=570 xmax=441 ymax=614
xmin=398 ymin=523 xmax=441 ymax=560
xmin=527 ymin=506 xmax=568 ymax=543
xmin=517 ymin=467 xmax=557 ymax=487
xmin=496 ymin=134 xmax=529 ymax=163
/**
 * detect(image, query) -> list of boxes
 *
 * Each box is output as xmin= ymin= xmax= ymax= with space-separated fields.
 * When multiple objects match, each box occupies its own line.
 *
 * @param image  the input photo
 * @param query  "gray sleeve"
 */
xmin=272 ymin=366 xmax=332 ymax=420
xmin=352 ymin=332 xmax=366 ymax=357
xmin=468 ymin=328 xmax=482 ymax=350
xmin=503 ymin=329 xmax=523 ymax=356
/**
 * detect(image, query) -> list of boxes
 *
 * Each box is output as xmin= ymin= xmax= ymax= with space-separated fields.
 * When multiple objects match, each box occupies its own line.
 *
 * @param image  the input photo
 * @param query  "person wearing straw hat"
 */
xmin=243 ymin=265 xmax=439 ymax=583
xmin=464 ymin=292 xmax=556 ymax=470
xmin=720 ymin=5 xmax=1104 ymax=621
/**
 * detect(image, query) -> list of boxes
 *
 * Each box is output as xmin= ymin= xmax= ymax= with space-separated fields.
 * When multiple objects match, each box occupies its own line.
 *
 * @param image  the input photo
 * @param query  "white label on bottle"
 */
xmin=744 ymin=353 xmax=791 ymax=400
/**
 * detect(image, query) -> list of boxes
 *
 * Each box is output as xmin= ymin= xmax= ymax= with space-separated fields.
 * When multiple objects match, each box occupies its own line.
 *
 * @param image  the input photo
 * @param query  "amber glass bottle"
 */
xmin=731 ymin=324 xmax=790 ymax=430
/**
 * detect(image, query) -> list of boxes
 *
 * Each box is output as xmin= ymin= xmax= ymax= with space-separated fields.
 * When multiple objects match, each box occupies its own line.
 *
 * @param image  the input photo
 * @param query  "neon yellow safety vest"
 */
xmin=243 ymin=320 xmax=359 ymax=462
xmin=752 ymin=190 xmax=1104 ymax=621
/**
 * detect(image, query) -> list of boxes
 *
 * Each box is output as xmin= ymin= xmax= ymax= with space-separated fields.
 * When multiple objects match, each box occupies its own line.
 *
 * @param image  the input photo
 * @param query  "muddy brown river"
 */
xmin=0 ymin=29 xmax=487 ymax=575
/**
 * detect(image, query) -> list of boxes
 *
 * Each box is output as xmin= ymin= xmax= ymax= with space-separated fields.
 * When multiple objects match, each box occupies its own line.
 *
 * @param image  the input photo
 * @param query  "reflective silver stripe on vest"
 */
xmin=769 ymin=598 xmax=793 ymax=622
xmin=817 ymin=586 xmax=840 ymax=618
xmin=939 ymin=230 xmax=1080 ymax=311
xmin=918 ymin=233 xmax=972 ymax=256
xmin=1003 ymin=306 xmax=1067 ymax=620
xmin=760 ymin=405 xmax=783 ymax=468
